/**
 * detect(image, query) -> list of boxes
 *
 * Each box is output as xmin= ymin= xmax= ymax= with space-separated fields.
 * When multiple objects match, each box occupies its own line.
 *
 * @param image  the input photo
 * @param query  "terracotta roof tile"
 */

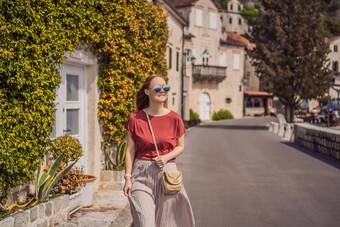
xmin=244 ymin=91 xmax=273 ymax=96
xmin=325 ymin=36 xmax=340 ymax=44
xmin=227 ymin=32 xmax=256 ymax=50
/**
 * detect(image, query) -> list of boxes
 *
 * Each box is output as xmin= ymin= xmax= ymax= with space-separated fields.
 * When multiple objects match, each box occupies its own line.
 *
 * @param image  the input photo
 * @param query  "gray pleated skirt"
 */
xmin=128 ymin=159 xmax=195 ymax=227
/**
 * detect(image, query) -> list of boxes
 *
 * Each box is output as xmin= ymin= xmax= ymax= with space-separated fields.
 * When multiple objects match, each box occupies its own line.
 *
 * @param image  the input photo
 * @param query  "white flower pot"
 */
xmin=69 ymin=190 xmax=82 ymax=214
xmin=81 ymin=175 xmax=97 ymax=207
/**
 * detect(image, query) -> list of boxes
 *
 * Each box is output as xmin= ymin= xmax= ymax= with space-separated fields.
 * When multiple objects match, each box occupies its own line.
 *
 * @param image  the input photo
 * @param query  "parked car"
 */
xmin=322 ymin=100 xmax=339 ymax=112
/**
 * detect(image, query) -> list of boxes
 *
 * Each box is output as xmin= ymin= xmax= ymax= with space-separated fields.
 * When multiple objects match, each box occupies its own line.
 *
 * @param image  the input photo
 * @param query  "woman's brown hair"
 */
xmin=136 ymin=75 xmax=166 ymax=110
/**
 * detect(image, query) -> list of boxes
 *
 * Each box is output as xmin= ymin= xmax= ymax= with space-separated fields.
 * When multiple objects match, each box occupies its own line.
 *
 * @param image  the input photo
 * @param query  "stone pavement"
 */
xmin=57 ymin=190 xmax=132 ymax=227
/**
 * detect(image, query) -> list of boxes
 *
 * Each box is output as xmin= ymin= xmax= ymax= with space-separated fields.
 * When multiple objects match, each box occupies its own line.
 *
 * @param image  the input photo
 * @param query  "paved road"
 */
xmin=176 ymin=117 xmax=340 ymax=227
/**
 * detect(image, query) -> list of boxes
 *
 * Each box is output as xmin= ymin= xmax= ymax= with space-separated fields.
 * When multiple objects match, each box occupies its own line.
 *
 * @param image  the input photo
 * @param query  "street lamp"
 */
xmin=190 ymin=56 xmax=196 ymax=66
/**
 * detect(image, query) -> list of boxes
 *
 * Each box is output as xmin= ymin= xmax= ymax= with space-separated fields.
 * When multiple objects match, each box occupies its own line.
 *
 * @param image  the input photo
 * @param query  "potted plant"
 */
xmin=48 ymin=135 xmax=87 ymax=212
xmin=101 ymin=134 xmax=127 ymax=190
xmin=0 ymin=151 xmax=75 ymax=221
xmin=81 ymin=174 xmax=97 ymax=207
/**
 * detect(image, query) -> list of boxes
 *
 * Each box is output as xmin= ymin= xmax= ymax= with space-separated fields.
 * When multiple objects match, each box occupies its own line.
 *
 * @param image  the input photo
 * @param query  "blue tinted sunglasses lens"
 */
xmin=153 ymin=85 xmax=161 ymax=92
xmin=163 ymin=84 xmax=170 ymax=92
xmin=153 ymin=85 xmax=171 ymax=92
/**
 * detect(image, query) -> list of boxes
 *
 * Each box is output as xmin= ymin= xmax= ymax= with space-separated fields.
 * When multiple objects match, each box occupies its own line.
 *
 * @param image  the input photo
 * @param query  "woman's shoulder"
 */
xmin=166 ymin=110 xmax=183 ymax=121
xmin=128 ymin=109 xmax=145 ymax=120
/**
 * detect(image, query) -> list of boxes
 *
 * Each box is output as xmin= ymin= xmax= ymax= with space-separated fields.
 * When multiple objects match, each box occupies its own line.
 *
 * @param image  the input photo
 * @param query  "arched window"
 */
xmin=202 ymin=49 xmax=209 ymax=66
xmin=333 ymin=61 xmax=339 ymax=72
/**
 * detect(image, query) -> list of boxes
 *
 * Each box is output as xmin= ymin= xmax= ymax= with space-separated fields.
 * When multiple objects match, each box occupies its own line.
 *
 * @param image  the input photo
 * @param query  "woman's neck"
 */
xmin=145 ymin=103 xmax=167 ymax=116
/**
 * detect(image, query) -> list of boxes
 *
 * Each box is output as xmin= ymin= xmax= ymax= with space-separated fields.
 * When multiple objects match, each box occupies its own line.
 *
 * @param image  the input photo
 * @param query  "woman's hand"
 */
xmin=153 ymin=155 xmax=168 ymax=169
xmin=123 ymin=179 xmax=132 ymax=196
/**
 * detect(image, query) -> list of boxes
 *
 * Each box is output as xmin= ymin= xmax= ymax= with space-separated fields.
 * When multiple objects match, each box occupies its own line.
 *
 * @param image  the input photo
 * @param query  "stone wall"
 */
xmin=0 ymin=195 xmax=72 ymax=227
xmin=245 ymin=107 xmax=264 ymax=116
xmin=3 ymin=182 xmax=35 ymax=207
xmin=294 ymin=123 xmax=340 ymax=160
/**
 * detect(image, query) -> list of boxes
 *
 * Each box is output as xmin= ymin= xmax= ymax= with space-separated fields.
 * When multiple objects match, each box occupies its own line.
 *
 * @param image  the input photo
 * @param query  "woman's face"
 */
xmin=145 ymin=77 xmax=168 ymax=104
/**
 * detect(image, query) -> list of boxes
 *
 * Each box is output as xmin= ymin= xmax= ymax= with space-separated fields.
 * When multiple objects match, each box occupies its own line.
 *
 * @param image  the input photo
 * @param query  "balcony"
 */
xmin=192 ymin=65 xmax=227 ymax=82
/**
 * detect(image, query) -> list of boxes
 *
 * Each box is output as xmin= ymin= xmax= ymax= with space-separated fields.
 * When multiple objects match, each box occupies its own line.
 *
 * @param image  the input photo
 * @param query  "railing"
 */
xmin=192 ymin=65 xmax=227 ymax=82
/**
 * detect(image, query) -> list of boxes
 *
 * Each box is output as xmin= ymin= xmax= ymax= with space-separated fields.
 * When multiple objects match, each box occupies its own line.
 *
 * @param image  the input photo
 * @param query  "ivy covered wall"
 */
xmin=0 ymin=0 xmax=168 ymax=200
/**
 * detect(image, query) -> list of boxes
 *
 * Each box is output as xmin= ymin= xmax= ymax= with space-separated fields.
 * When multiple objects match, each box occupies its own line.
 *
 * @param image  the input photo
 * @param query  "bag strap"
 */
xmin=145 ymin=111 xmax=163 ymax=171
xmin=145 ymin=112 xmax=160 ymax=157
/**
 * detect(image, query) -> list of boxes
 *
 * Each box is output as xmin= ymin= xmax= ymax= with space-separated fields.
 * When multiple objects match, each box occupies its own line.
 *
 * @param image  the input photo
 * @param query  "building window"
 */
xmin=196 ymin=9 xmax=203 ymax=27
xmin=246 ymin=98 xmax=252 ymax=107
xmin=219 ymin=53 xmax=226 ymax=67
xmin=172 ymin=97 xmax=175 ymax=106
xmin=169 ymin=48 xmax=172 ymax=69
xmin=209 ymin=12 xmax=217 ymax=29
xmin=233 ymin=53 xmax=240 ymax=69
xmin=184 ymin=49 xmax=191 ymax=63
xmin=334 ymin=45 xmax=338 ymax=52
xmin=230 ymin=4 xmax=233 ymax=11
xmin=176 ymin=51 xmax=179 ymax=72
xmin=202 ymin=49 xmax=209 ymax=66
xmin=239 ymin=18 xmax=242 ymax=25
xmin=333 ymin=61 xmax=339 ymax=72
xmin=254 ymin=98 xmax=261 ymax=107
xmin=238 ymin=5 xmax=241 ymax=11
xmin=229 ymin=18 xmax=232 ymax=24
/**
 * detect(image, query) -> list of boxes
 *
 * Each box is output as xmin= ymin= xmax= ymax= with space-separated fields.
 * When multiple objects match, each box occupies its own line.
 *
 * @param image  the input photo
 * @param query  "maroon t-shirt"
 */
xmin=124 ymin=109 xmax=186 ymax=162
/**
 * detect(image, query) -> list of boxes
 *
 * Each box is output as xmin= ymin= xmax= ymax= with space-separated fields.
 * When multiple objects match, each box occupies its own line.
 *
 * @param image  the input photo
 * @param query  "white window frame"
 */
xmin=220 ymin=53 xmax=227 ymax=67
xmin=233 ymin=54 xmax=240 ymax=69
xmin=184 ymin=49 xmax=191 ymax=64
xmin=202 ymin=50 xmax=210 ymax=66
xmin=209 ymin=12 xmax=217 ymax=29
xmin=196 ymin=9 xmax=203 ymax=27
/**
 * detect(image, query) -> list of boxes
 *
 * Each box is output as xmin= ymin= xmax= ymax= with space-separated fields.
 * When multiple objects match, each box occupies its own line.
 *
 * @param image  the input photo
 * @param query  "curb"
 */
xmin=109 ymin=203 xmax=133 ymax=227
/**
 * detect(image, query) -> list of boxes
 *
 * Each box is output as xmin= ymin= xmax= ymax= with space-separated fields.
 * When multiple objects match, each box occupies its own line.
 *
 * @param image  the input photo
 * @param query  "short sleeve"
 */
xmin=124 ymin=117 xmax=137 ymax=143
xmin=176 ymin=117 xmax=186 ymax=139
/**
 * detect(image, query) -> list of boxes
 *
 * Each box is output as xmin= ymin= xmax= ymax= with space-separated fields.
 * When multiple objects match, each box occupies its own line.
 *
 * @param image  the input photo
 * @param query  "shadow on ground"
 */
xmin=196 ymin=124 xmax=268 ymax=131
xmin=281 ymin=141 xmax=340 ymax=170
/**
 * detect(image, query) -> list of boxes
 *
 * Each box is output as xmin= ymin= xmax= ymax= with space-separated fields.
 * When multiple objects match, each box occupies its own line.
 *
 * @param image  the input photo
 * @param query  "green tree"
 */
xmin=248 ymin=0 xmax=332 ymax=122
xmin=323 ymin=16 xmax=340 ymax=37
xmin=218 ymin=0 xmax=229 ymax=9
xmin=241 ymin=4 xmax=260 ymax=25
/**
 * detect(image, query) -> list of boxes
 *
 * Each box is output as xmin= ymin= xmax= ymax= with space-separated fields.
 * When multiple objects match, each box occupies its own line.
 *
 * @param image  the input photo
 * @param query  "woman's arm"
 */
xmin=153 ymin=134 xmax=185 ymax=168
xmin=123 ymin=133 xmax=136 ymax=196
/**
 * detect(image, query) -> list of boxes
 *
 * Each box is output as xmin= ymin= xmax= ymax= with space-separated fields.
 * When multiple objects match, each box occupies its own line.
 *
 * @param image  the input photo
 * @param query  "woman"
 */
xmin=124 ymin=75 xmax=195 ymax=227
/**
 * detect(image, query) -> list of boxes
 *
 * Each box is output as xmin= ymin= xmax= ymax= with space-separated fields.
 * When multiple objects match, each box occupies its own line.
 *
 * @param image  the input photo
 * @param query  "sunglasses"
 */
xmin=149 ymin=84 xmax=171 ymax=92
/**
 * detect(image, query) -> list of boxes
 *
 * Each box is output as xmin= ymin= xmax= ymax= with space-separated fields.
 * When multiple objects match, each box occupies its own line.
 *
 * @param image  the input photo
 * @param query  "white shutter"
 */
xmin=220 ymin=53 xmax=226 ymax=67
xmin=233 ymin=54 xmax=240 ymax=69
xmin=209 ymin=13 xmax=217 ymax=29
xmin=192 ymin=49 xmax=196 ymax=58
xmin=196 ymin=9 xmax=202 ymax=26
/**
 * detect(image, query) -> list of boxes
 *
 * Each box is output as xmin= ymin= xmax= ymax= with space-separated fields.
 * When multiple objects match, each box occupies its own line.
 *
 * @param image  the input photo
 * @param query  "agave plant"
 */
xmin=115 ymin=134 xmax=127 ymax=168
xmin=104 ymin=133 xmax=127 ymax=170
xmin=35 ymin=151 xmax=76 ymax=201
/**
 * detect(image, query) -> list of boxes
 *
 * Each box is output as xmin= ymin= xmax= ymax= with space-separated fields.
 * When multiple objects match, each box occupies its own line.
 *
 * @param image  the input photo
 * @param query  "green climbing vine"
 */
xmin=0 ymin=0 xmax=168 ymax=201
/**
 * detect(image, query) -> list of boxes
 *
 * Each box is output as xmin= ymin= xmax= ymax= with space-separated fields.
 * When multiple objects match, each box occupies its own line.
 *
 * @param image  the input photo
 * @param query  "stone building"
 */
xmin=326 ymin=36 xmax=340 ymax=99
xmin=155 ymin=0 xmax=188 ymax=117
xmin=169 ymin=0 xmax=246 ymax=120
xmin=220 ymin=0 xmax=248 ymax=35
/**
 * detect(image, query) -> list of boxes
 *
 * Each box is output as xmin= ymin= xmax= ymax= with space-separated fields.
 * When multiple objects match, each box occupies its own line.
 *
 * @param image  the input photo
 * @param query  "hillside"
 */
xmin=217 ymin=0 xmax=340 ymax=37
